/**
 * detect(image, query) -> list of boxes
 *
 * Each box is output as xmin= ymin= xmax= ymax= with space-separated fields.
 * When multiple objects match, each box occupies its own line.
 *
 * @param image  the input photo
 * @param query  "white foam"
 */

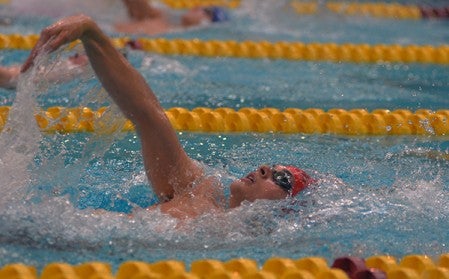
xmin=0 ymin=59 xmax=43 ymax=203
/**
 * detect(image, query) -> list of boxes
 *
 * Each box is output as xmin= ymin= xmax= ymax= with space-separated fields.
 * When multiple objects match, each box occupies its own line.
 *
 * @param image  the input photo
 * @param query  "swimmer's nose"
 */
xmin=258 ymin=165 xmax=271 ymax=179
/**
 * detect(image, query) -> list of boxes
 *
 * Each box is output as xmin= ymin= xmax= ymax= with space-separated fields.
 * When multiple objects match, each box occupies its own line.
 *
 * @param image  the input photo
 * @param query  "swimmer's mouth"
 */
xmin=244 ymin=173 xmax=255 ymax=183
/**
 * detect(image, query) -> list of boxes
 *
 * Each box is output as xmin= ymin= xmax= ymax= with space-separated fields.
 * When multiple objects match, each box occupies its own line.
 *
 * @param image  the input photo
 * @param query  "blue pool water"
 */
xmin=1 ymin=0 xmax=449 ymax=271
xmin=2 ymin=52 xmax=449 ymax=111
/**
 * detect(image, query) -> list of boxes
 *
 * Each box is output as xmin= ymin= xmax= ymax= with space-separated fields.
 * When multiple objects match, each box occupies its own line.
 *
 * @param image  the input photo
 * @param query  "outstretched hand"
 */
xmin=21 ymin=15 xmax=94 ymax=73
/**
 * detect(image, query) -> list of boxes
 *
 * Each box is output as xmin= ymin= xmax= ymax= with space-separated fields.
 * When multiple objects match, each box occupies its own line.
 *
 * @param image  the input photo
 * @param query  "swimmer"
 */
xmin=116 ymin=0 xmax=229 ymax=35
xmin=0 ymin=41 xmax=138 ymax=89
xmin=0 ymin=52 xmax=89 ymax=89
xmin=0 ymin=65 xmax=20 ymax=89
xmin=21 ymin=15 xmax=315 ymax=220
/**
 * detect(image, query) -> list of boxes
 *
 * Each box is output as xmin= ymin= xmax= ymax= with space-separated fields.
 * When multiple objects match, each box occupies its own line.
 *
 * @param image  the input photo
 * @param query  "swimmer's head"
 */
xmin=68 ymin=53 xmax=89 ymax=66
xmin=203 ymin=6 xmax=229 ymax=23
xmin=283 ymin=165 xmax=314 ymax=196
xmin=181 ymin=6 xmax=229 ymax=27
xmin=229 ymin=165 xmax=315 ymax=208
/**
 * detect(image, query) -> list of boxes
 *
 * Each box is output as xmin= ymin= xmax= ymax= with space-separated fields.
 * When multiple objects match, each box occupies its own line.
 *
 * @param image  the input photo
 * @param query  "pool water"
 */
xmin=1 ymin=0 xmax=449 ymax=271
xmin=2 ymin=52 xmax=449 ymax=110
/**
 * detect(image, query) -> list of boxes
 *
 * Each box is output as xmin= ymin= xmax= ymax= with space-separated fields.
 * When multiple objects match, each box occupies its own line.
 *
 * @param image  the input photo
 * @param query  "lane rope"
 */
xmin=291 ymin=1 xmax=449 ymax=20
xmin=161 ymin=0 xmax=240 ymax=9
xmin=1 ymin=34 xmax=448 ymax=64
xmin=1 ymin=254 xmax=448 ymax=278
xmin=1 ymin=106 xmax=449 ymax=136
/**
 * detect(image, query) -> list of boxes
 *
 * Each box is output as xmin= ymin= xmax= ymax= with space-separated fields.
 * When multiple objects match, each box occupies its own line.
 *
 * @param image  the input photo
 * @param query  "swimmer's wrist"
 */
xmin=79 ymin=16 xmax=101 ymax=42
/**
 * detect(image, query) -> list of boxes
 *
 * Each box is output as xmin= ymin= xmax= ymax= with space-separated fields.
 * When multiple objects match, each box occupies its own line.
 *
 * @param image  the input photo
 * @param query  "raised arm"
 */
xmin=22 ymin=15 xmax=203 ymax=201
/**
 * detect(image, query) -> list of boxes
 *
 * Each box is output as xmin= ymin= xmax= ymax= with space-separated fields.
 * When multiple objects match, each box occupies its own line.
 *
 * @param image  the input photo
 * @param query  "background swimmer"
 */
xmin=0 ymin=40 xmax=139 ymax=90
xmin=0 ymin=53 xmax=88 ymax=89
xmin=21 ymin=15 xmax=314 ymax=220
xmin=0 ymin=65 xmax=20 ymax=89
xmin=0 ymin=1 xmax=229 ymax=89
xmin=116 ymin=0 xmax=229 ymax=35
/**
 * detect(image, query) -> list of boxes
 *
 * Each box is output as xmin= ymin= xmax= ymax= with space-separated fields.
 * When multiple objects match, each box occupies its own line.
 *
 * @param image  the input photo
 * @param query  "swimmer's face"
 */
xmin=181 ymin=7 xmax=211 ymax=27
xmin=229 ymin=165 xmax=289 ymax=208
xmin=68 ymin=53 xmax=89 ymax=66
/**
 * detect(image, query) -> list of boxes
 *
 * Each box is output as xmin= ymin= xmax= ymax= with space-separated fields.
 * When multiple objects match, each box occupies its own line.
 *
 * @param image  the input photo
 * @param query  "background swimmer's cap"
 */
xmin=125 ymin=39 xmax=143 ymax=50
xmin=285 ymin=166 xmax=315 ymax=196
xmin=204 ymin=6 xmax=229 ymax=23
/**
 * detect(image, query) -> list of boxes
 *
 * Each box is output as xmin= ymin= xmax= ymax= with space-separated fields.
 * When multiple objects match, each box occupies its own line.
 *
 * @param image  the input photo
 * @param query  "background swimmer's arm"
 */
xmin=21 ymin=15 xmax=203 ymax=201
xmin=122 ymin=0 xmax=164 ymax=21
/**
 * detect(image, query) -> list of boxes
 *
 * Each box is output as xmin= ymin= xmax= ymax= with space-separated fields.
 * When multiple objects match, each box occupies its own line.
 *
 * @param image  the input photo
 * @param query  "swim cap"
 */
xmin=125 ymin=39 xmax=143 ymax=50
xmin=203 ymin=6 xmax=229 ymax=23
xmin=285 ymin=166 xmax=315 ymax=196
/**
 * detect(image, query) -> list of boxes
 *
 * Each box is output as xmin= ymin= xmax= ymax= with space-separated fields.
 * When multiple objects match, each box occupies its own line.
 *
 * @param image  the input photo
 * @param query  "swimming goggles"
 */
xmin=203 ymin=6 xmax=229 ymax=23
xmin=271 ymin=166 xmax=293 ymax=192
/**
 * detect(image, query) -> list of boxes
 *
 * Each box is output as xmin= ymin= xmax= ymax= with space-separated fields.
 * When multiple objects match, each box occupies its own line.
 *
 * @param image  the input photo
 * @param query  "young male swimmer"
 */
xmin=21 ymin=15 xmax=315 ymax=220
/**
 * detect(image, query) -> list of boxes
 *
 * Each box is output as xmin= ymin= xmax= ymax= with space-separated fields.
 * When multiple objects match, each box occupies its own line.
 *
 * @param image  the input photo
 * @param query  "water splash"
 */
xmin=0 ymin=55 xmax=45 ymax=203
xmin=1 ymin=46 xmax=449 ymax=270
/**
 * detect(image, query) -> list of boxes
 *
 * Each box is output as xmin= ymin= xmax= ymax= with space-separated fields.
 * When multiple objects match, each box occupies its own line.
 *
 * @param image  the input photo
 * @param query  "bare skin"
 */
xmin=21 ymin=15 xmax=292 ymax=220
xmin=0 ymin=66 xmax=20 ymax=89
xmin=1 ymin=1 xmax=215 ymax=89
xmin=0 ymin=53 xmax=88 ymax=89
xmin=115 ymin=0 xmax=213 ymax=35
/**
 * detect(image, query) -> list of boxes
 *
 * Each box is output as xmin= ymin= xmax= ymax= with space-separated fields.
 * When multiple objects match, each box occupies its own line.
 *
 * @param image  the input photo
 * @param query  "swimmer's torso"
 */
xmin=114 ymin=18 xmax=171 ymax=36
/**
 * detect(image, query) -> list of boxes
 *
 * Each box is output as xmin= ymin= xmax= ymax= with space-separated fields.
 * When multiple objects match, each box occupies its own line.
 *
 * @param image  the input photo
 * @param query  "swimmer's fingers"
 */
xmin=21 ymin=26 xmax=59 ymax=72
xmin=21 ymin=36 xmax=47 ymax=73
xmin=21 ymin=16 xmax=87 ymax=72
xmin=45 ymin=30 xmax=72 ymax=53
xmin=21 ymin=30 xmax=75 ymax=73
